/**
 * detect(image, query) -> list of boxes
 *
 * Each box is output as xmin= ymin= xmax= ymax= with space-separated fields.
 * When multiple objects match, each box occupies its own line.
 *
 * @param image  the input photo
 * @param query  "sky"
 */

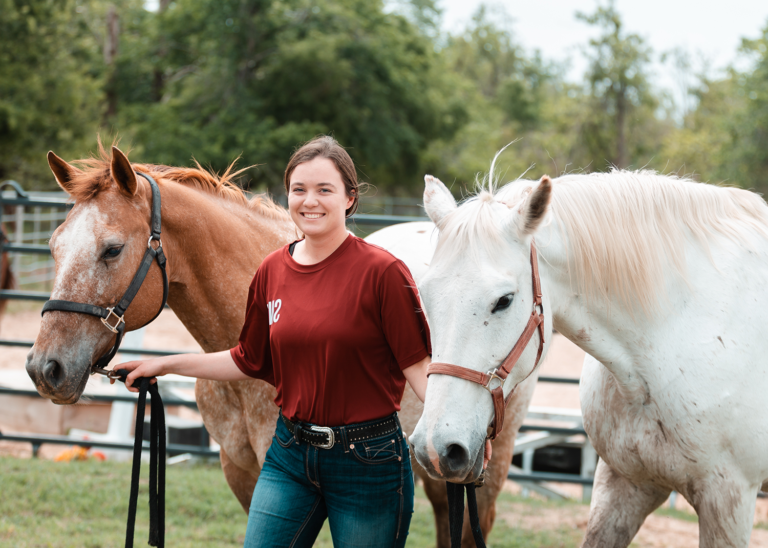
xmin=439 ymin=0 xmax=768 ymax=96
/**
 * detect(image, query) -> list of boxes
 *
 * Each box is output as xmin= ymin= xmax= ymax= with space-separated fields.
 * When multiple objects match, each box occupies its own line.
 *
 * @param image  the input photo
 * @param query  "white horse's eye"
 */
xmin=491 ymin=294 xmax=513 ymax=314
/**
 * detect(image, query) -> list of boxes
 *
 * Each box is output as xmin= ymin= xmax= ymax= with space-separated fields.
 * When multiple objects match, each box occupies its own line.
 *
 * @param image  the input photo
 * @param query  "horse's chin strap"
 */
xmin=426 ymin=239 xmax=545 ymax=441
xmin=40 ymin=172 xmax=169 ymax=376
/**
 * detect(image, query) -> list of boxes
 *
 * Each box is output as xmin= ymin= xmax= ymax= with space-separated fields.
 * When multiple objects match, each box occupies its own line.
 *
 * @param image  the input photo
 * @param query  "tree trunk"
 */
xmin=152 ymin=0 xmax=171 ymax=102
xmin=104 ymin=5 xmax=119 ymax=121
xmin=616 ymin=83 xmax=627 ymax=168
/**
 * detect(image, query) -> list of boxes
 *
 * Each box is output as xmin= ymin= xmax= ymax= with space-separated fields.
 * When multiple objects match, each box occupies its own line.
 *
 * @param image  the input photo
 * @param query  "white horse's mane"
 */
xmin=436 ymin=169 xmax=768 ymax=313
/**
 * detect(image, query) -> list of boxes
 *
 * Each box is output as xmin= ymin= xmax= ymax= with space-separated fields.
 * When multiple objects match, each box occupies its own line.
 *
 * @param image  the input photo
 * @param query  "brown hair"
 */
xmin=284 ymin=136 xmax=360 ymax=217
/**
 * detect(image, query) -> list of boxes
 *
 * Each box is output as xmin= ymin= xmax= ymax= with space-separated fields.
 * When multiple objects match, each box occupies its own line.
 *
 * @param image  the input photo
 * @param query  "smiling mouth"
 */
xmin=301 ymin=213 xmax=325 ymax=219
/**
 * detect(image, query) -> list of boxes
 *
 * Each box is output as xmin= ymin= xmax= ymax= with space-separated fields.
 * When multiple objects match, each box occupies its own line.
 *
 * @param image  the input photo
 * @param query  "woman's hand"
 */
xmin=483 ymin=439 xmax=492 ymax=470
xmin=110 ymin=356 xmax=168 ymax=393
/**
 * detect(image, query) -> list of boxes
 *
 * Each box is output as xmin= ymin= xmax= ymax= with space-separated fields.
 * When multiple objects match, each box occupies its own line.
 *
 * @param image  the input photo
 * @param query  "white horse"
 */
xmin=410 ymin=168 xmax=768 ymax=547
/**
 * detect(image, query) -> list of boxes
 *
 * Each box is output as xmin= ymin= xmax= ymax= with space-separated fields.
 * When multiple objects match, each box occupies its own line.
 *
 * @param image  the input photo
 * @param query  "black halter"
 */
xmin=41 ymin=172 xmax=169 ymax=377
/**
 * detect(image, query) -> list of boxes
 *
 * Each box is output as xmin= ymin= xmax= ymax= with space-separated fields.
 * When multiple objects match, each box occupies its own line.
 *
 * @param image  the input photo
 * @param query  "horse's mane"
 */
xmin=66 ymin=143 xmax=291 ymax=222
xmin=437 ymin=170 xmax=768 ymax=313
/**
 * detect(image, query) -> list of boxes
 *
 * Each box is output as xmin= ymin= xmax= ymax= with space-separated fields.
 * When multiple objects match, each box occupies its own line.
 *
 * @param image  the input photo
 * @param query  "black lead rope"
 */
xmin=114 ymin=369 xmax=166 ymax=548
xmin=446 ymin=481 xmax=486 ymax=548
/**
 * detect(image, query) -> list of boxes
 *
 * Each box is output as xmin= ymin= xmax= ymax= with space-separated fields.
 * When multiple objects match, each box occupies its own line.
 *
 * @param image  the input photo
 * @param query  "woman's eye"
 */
xmin=104 ymin=246 xmax=123 ymax=258
xmin=491 ymin=294 xmax=513 ymax=313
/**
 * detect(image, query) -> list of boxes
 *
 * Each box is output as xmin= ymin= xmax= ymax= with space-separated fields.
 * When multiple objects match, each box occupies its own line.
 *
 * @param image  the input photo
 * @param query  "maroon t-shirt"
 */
xmin=230 ymin=234 xmax=431 ymax=426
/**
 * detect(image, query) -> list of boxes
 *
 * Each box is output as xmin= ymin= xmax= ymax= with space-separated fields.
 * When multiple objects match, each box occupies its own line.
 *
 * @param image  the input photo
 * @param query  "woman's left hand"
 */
xmin=483 ymin=439 xmax=492 ymax=470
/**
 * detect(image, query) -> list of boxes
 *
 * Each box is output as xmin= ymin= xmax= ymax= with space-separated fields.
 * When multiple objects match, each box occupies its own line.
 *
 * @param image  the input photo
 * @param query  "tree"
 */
xmin=420 ymin=6 xmax=566 ymax=190
xmin=0 ymin=0 xmax=104 ymax=187
xmin=576 ymin=1 xmax=656 ymax=169
xmin=732 ymin=23 xmax=768 ymax=191
xmin=109 ymin=0 xmax=463 ymax=194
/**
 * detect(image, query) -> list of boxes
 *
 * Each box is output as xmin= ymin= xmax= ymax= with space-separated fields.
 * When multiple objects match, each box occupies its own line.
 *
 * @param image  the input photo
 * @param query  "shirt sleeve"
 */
xmin=230 ymin=265 xmax=275 ymax=384
xmin=378 ymin=259 xmax=432 ymax=370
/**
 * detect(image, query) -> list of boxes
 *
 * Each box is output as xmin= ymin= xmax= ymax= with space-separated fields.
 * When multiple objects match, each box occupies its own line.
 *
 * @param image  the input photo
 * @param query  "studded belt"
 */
xmin=280 ymin=411 xmax=400 ymax=450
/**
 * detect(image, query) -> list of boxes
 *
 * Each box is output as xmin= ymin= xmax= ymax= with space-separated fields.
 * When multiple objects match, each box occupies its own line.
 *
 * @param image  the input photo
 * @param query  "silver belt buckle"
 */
xmin=310 ymin=425 xmax=335 ymax=449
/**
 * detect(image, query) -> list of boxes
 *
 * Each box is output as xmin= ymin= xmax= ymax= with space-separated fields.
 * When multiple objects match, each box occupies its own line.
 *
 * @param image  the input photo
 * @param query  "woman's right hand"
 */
xmin=110 ymin=356 xmax=169 ymax=393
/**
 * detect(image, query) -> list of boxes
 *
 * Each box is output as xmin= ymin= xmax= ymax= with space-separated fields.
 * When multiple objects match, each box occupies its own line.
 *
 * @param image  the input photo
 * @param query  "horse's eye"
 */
xmin=104 ymin=246 xmax=123 ymax=258
xmin=491 ymin=294 xmax=513 ymax=314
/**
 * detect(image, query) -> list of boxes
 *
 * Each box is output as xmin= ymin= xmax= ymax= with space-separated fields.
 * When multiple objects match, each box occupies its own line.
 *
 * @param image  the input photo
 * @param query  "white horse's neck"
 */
xmin=536 ymin=222 xmax=656 ymax=402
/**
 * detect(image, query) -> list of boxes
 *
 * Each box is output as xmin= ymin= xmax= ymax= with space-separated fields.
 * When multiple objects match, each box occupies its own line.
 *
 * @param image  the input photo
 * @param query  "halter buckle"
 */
xmin=309 ymin=425 xmax=335 ymax=449
xmin=147 ymin=235 xmax=162 ymax=250
xmin=91 ymin=366 xmax=122 ymax=379
xmin=101 ymin=307 xmax=125 ymax=333
xmin=483 ymin=369 xmax=504 ymax=393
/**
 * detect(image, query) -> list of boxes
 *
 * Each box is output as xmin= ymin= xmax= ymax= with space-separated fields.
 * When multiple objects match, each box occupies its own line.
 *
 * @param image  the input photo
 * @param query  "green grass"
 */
xmin=652 ymin=506 xmax=699 ymax=524
xmin=10 ymin=456 xmax=721 ymax=547
xmin=0 ymin=456 xmax=589 ymax=547
xmin=0 ymin=457 xmax=245 ymax=547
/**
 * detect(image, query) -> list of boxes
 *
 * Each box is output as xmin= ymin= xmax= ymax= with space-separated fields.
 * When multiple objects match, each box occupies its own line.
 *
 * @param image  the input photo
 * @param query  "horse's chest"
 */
xmin=581 ymin=363 xmax=705 ymax=487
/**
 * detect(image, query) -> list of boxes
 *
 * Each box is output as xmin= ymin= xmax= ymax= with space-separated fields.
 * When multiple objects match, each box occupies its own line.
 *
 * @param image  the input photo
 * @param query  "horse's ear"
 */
xmin=514 ymin=175 xmax=552 ymax=236
xmin=47 ymin=151 xmax=80 ymax=194
xmin=424 ymin=175 xmax=457 ymax=228
xmin=110 ymin=146 xmax=138 ymax=197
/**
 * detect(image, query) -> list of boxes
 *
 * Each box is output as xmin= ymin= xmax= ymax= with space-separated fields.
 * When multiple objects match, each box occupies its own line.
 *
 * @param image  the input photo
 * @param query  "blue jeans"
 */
xmin=243 ymin=414 xmax=415 ymax=548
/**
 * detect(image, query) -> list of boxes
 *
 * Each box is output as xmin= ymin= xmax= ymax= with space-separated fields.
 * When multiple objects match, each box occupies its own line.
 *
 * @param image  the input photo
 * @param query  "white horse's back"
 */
xmin=364 ymin=221 xmax=438 ymax=281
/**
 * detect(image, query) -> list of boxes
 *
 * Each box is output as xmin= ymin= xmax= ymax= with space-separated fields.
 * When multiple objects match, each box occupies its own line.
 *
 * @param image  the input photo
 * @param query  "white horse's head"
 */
xmin=410 ymin=174 xmax=554 ymax=482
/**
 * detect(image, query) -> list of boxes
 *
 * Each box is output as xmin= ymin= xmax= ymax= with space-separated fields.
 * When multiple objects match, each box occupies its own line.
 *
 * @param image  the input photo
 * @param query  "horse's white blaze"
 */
xmin=413 ymin=169 xmax=768 ymax=546
xmin=50 ymin=204 xmax=108 ymax=301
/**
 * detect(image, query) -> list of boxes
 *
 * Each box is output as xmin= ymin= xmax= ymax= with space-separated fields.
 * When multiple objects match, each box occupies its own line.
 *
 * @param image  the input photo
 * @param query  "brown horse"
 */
xmin=25 ymin=144 xmax=535 ymax=547
xmin=0 ymin=226 xmax=13 ymax=327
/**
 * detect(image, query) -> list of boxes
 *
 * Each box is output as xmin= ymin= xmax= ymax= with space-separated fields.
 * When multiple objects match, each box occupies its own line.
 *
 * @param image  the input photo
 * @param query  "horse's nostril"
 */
xmin=43 ymin=359 xmax=64 ymax=389
xmin=443 ymin=443 xmax=470 ymax=473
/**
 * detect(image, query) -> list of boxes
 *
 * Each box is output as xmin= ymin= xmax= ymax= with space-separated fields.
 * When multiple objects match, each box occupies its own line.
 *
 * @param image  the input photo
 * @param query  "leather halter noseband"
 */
xmin=426 ymin=240 xmax=545 ymax=440
xmin=41 ymin=173 xmax=169 ymax=378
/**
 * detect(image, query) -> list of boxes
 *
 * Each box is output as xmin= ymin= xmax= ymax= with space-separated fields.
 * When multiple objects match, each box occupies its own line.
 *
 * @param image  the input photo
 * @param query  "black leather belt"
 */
xmin=280 ymin=411 xmax=400 ymax=450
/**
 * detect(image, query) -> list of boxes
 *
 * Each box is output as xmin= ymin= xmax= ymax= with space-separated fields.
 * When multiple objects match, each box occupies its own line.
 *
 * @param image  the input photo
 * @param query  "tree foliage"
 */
xmin=0 ymin=0 xmax=104 ymax=184
xmin=576 ymin=1 xmax=658 ymax=169
xmin=1 ymin=0 xmax=768 ymax=197
xmin=112 ymin=0 xmax=463 ymax=193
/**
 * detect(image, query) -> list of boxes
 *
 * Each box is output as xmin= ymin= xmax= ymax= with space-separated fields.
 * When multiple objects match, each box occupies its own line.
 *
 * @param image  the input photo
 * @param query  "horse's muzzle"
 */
xmin=25 ymin=348 xmax=89 ymax=404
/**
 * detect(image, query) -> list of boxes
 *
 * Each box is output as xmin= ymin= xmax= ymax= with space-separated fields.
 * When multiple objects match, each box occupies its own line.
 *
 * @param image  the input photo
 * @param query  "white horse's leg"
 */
xmin=581 ymin=459 xmax=670 ymax=548
xmin=686 ymin=476 xmax=756 ymax=548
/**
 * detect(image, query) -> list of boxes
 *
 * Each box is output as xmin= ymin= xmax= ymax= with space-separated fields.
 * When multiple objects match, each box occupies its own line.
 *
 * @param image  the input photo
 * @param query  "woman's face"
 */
xmin=288 ymin=157 xmax=354 ymax=239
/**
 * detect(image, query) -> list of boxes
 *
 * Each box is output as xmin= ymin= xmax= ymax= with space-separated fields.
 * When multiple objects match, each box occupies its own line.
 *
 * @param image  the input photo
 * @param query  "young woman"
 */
xmin=119 ymin=136 xmax=450 ymax=547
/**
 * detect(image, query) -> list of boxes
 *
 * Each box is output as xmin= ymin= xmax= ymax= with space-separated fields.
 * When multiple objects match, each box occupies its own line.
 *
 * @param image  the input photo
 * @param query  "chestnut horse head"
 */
xmin=25 ymin=143 xmax=290 ymax=404
xmin=26 ymin=146 xmax=171 ymax=402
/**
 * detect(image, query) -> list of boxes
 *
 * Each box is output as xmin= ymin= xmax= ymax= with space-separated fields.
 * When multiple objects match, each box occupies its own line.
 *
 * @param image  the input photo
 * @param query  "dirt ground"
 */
xmin=3 ymin=306 xmax=768 ymax=546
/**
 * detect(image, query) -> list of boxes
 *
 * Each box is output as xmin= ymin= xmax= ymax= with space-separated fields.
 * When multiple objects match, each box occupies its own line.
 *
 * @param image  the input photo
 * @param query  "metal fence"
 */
xmin=1 ymin=181 xmax=69 ymax=291
xmin=0 ymin=186 xmax=591 ymax=495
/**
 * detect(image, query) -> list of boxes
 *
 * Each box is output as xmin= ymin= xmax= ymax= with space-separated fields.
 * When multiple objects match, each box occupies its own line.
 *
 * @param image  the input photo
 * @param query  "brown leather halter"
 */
xmin=426 ymin=240 xmax=545 ymax=440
